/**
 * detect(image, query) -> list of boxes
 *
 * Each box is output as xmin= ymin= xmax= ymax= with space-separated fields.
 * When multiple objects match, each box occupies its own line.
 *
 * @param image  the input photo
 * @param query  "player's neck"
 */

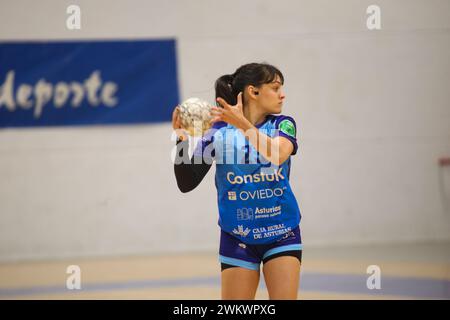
xmin=243 ymin=105 xmax=268 ymax=127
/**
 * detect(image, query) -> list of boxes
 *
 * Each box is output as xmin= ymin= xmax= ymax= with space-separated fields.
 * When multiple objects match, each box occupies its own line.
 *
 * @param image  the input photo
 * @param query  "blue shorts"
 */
xmin=219 ymin=225 xmax=302 ymax=271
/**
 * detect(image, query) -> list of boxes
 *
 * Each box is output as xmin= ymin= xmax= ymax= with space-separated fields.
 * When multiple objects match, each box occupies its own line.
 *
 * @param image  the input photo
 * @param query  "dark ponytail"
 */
xmin=215 ymin=63 xmax=284 ymax=106
xmin=214 ymin=74 xmax=236 ymax=106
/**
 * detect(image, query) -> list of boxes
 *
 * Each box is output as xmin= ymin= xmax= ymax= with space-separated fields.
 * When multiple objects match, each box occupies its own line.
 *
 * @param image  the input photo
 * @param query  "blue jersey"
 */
xmin=194 ymin=114 xmax=301 ymax=244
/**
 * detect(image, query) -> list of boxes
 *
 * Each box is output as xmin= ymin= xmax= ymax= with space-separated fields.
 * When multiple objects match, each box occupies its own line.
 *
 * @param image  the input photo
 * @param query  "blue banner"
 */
xmin=0 ymin=39 xmax=179 ymax=128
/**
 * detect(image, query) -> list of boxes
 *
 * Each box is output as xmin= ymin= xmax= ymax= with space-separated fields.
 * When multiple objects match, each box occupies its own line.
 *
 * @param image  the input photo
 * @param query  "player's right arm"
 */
xmin=172 ymin=107 xmax=212 ymax=193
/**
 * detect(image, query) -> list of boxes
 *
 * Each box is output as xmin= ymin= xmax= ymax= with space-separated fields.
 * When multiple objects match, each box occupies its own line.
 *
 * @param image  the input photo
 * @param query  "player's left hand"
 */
xmin=210 ymin=92 xmax=248 ymax=129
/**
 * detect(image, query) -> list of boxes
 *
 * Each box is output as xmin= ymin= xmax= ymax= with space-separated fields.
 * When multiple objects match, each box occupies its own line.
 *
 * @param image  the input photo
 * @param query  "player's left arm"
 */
xmin=272 ymin=135 xmax=295 ymax=164
xmin=210 ymin=93 xmax=296 ymax=166
xmin=237 ymin=125 xmax=294 ymax=166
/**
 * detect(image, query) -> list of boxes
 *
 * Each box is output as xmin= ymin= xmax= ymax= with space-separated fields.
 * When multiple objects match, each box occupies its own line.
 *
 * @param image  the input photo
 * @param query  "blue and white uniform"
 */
xmin=193 ymin=114 xmax=303 ymax=270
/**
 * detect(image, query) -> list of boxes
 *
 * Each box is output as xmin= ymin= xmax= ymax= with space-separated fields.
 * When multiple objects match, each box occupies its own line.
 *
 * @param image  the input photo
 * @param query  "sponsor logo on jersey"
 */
xmin=237 ymin=207 xmax=254 ymax=220
xmin=238 ymin=187 xmax=286 ymax=201
xmin=228 ymin=191 xmax=237 ymax=200
xmin=254 ymin=205 xmax=282 ymax=219
xmin=279 ymin=119 xmax=296 ymax=138
xmin=255 ymin=205 xmax=281 ymax=214
xmin=232 ymin=225 xmax=251 ymax=237
xmin=226 ymin=168 xmax=285 ymax=185
xmin=276 ymin=230 xmax=296 ymax=242
xmin=237 ymin=205 xmax=282 ymax=220
xmin=252 ymin=224 xmax=292 ymax=240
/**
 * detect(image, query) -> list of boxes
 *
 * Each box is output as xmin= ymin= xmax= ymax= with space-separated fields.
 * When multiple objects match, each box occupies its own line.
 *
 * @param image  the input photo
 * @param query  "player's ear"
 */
xmin=247 ymin=85 xmax=259 ymax=99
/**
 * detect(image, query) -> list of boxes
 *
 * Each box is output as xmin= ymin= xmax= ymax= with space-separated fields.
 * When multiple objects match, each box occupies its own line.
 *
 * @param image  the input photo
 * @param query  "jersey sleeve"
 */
xmin=193 ymin=134 xmax=214 ymax=162
xmin=275 ymin=115 xmax=299 ymax=156
xmin=192 ymin=121 xmax=226 ymax=161
xmin=174 ymin=138 xmax=212 ymax=193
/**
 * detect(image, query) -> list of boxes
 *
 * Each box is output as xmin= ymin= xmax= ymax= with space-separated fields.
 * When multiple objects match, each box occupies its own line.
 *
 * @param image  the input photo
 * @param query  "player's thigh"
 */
xmin=262 ymin=255 xmax=301 ymax=300
xmin=221 ymin=267 xmax=260 ymax=300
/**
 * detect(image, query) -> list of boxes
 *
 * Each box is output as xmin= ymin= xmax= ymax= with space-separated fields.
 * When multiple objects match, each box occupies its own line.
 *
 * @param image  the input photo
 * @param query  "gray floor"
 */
xmin=0 ymin=241 xmax=449 ymax=299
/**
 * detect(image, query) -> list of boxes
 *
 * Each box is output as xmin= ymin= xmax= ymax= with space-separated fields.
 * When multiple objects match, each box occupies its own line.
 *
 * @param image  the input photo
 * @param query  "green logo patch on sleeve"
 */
xmin=279 ymin=119 xmax=296 ymax=138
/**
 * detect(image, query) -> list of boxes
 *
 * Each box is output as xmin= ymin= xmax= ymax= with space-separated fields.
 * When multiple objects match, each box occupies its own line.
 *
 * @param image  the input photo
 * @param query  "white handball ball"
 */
xmin=178 ymin=97 xmax=213 ymax=136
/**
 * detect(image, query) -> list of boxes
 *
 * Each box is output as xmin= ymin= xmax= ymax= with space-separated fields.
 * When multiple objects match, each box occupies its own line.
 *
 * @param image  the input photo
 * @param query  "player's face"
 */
xmin=256 ymin=76 xmax=285 ymax=114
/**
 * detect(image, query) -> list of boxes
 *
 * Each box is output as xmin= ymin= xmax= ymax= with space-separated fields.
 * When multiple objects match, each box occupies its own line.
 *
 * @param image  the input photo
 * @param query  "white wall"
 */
xmin=0 ymin=0 xmax=449 ymax=261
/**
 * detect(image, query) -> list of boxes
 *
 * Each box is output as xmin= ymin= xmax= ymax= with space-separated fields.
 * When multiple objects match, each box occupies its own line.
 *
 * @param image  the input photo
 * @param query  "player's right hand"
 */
xmin=172 ymin=106 xmax=188 ymax=141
